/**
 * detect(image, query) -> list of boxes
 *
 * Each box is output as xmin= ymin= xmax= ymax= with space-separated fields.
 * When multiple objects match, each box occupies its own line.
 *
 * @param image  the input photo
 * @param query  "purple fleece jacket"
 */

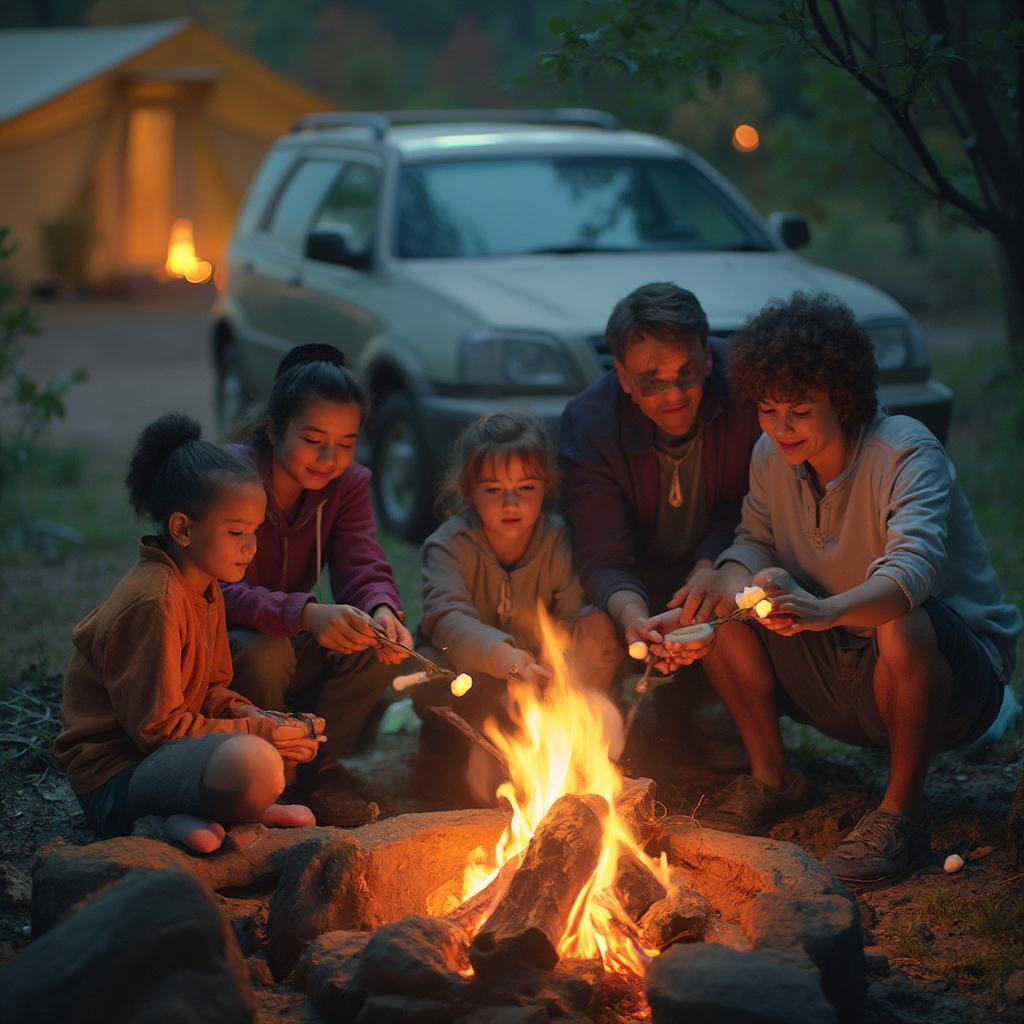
xmin=558 ymin=338 xmax=761 ymax=610
xmin=221 ymin=444 xmax=402 ymax=637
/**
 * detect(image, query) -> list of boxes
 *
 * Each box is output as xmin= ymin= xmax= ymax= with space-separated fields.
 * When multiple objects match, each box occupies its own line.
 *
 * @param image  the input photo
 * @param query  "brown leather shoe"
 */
xmin=290 ymin=760 xmax=380 ymax=827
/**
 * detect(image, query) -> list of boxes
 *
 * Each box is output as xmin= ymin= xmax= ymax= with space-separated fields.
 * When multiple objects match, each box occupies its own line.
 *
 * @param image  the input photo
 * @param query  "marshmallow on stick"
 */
xmin=735 ymin=585 xmax=773 ymax=618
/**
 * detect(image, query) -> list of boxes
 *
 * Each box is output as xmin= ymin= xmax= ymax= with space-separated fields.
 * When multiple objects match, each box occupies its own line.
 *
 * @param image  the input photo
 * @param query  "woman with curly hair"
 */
xmin=661 ymin=292 xmax=1020 ymax=889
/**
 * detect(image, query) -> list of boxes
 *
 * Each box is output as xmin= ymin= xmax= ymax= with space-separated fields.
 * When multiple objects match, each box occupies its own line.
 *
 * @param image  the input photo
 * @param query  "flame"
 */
xmin=165 ymin=219 xmax=212 ymax=284
xmin=461 ymin=606 xmax=675 ymax=976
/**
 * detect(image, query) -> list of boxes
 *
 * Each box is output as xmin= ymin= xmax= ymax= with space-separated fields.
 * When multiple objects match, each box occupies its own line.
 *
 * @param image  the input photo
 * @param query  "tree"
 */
xmin=542 ymin=0 xmax=1024 ymax=367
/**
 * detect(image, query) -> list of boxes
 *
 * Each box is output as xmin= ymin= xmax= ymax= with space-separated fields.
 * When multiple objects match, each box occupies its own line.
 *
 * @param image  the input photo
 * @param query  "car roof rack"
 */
xmin=290 ymin=108 xmax=620 ymax=136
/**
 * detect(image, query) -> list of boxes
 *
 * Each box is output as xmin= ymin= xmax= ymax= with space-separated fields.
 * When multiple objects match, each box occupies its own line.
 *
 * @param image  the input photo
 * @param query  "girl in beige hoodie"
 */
xmin=415 ymin=413 xmax=621 ymax=802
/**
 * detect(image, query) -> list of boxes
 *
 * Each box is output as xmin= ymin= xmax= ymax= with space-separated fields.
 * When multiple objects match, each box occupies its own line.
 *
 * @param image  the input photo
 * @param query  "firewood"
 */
xmin=446 ymin=852 xmax=523 ymax=935
xmin=470 ymin=794 xmax=607 ymax=976
xmin=612 ymin=850 xmax=666 ymax=920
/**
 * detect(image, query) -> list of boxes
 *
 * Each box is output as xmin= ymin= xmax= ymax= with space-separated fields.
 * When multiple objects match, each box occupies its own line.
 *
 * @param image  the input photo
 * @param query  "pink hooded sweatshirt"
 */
xmin=221 ymin=444 xmax=403 ymax=636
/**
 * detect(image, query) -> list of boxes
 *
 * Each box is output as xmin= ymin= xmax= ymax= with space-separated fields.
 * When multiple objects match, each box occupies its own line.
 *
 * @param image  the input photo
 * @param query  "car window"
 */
xmin=309 ymin=162 xmax=380 ymax=258
xmin=261 ymin=159 xmax=342 ymax=252
xmin=237 ymin=148 xmax=296 ymax=238
xmin=395 ymin=156 xmax=773 ymax=258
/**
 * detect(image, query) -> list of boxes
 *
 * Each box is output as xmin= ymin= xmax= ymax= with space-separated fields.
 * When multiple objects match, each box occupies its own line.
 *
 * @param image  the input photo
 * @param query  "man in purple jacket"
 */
xmin=559 ymin=282 xmax=761 ymax=769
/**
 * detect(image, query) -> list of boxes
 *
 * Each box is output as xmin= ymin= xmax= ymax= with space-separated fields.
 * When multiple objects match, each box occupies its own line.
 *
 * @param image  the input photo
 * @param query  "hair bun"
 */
xmin=274 ymin=343 xmax=347 ymax=380
xmin=125 ymin=413 xmax=203 ymax=518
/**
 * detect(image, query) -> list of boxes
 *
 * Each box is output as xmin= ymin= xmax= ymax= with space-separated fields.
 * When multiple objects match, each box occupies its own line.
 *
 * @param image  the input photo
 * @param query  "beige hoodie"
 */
xmin=419 ymin=512 xmax=586 ymax=678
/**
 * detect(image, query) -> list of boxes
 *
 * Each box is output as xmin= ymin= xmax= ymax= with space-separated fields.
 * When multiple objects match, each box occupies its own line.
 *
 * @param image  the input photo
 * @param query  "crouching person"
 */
xmin=663 ymin=293 xmax=1021 ymax=888
xmin=54 ymin=414 xmax=322 ymax=853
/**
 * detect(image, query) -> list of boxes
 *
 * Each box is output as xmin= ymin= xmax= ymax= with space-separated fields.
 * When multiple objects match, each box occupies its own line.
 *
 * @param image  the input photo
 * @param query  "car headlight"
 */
xmin=459 ymin=331 xmax=577 ymax=391
xmin=862 ymin=320 xmax=921 ymax=372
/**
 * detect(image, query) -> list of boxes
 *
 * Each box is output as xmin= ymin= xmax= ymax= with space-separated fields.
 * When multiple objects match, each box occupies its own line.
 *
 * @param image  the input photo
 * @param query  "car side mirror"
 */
xmin=306 ymin=227 xmax=372 ymax=270
xmin=768 ymin=212 xmax=811 ymax=250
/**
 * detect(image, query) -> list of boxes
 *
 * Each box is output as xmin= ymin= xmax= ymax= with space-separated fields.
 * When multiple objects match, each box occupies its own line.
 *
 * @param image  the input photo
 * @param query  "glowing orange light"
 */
xmin=165 ymin=219 xmax=213 ymax=284
xmin=732 ymin=123 xmax=760 ymax=152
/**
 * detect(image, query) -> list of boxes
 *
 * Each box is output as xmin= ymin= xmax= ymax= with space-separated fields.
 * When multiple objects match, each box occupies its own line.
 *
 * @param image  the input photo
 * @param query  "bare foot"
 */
xmin=260 ymin=802 xmax=316 ymax=828
xmin=165 ymin=814 xmax=226 ymax=853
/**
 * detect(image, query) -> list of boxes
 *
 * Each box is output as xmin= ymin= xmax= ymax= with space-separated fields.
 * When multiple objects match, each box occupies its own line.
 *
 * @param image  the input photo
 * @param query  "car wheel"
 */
xmin=216 ymin=338 xmax=248 ymax=437
xmin=371 ymin=391 xmax=436 ymax=542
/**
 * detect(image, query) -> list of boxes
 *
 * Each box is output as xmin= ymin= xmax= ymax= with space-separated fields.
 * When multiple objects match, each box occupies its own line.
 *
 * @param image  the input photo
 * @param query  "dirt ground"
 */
xmin=2 ymin=291 xmax=1023 ymax=1021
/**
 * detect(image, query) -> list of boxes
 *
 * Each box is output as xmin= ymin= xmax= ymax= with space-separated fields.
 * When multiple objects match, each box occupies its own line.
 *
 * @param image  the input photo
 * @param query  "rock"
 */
xmin=133 ymin=814 xmax=329 ymax=891
xmin=0 ymin=868 xmax=252 ymax=1024
xmin=864 ymin=951 xmax=890 ymax=978
xmin=0 ymin=863 xmax=32 ymax=909
xmin=266 ymin=808 xmax=509 ymax=978
xmin=354 ymin=916 xmax=469 ymax=1001
xmin=460 ymin=1008 xmax=547 ymax=1024
xmin=355 ymin=994 xmax=453 ymax=1023
xmin=1005 ymin=969 xmax=1024 ymax=1004
xmin=639 ymin=888 xmax=714 ymax=948
xmin=739 ymin=892 xmax=864 ymax=1023
xmin=650 ymin=818 xmax=847 ymax=919
xmin=266 ymin=834 xmax=369 ymax=979
xmin=294 ymin=929 xmax=371 ymax=1019
xmin=31 ymin=836 xmax=194 ymax=936
xmin=247 ymin=955 xmax=274 ymax=986
xmin=646 ymin=943 xmax=839 ymax=1024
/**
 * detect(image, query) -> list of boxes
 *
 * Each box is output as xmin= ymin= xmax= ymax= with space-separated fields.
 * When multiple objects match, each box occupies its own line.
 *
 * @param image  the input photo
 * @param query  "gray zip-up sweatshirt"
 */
xmin=419 ymin=512 xmax=586 ymax=678
xmin=716 ymin=412 xmax=1021 ymax=680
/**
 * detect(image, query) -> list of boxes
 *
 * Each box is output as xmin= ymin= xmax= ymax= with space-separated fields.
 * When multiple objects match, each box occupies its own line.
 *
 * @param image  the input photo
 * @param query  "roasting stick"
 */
xmin=363 ymin=620 xmax=457 ymax=682
xmin=621 ymin=658 xmax=655 ymax=753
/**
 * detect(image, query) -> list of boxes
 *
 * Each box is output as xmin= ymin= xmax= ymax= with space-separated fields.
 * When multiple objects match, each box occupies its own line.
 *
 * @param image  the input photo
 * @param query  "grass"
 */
xmin=904 ymin=890 xmax=1024 ymax=991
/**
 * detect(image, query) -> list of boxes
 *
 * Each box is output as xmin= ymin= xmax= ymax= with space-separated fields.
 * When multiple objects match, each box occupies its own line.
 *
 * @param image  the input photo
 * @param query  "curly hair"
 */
xmin=436 ymin=412 xmax=555 ymax=518
xmin=727 ymin=293 xmax=878 ymax=430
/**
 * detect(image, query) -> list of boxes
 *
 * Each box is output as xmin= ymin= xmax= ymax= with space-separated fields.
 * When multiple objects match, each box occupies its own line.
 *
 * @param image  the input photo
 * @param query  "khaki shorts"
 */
xmin=759 ymin=597 xmax=1005 ymax=750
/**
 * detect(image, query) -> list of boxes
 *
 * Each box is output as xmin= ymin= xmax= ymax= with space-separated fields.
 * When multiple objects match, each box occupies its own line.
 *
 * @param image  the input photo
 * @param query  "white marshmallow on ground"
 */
xmin=628 ymin=640 xmax=649 ymax=661
xmin=944 ymin=854 xmax=965 ymax=874
xmin=664 ymin=622 xmax=715 ymax=645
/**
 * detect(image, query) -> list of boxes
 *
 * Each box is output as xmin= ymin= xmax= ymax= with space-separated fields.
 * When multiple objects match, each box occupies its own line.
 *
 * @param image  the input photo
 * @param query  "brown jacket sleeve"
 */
xmin=102 ymin=598 xmax=273 ymax=752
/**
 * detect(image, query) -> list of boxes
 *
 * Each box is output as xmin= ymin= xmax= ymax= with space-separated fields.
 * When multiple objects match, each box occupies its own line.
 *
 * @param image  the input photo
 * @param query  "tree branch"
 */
xmin=802 ymin=0 xmax=1001 ymax=235
xmin=918 ymin=0 xmax=1016 ymax=208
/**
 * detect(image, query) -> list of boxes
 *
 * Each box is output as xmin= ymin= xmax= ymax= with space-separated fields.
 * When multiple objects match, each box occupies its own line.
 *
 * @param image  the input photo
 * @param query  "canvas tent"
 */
xmin=0 ymin=19 xmax=329 ymax=287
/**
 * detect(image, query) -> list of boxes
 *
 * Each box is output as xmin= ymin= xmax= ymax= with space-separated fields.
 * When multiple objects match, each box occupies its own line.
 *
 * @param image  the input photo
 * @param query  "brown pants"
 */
xmin=228 ymin=629 xmax=398 ymax=759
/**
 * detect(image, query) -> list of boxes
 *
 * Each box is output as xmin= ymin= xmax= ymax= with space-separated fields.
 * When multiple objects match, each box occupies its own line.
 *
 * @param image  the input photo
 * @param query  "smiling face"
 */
xmin=469 ymin=453 xmax=546 ymax=565
xmin=615 ymin=332 xmax=710 ymax=438
xmin=757 ymin=390 xmax=851 ymax=486
xmin=170 ymin=480 xmax=266 ymax=592
xmin=270 ymin=399 xmax=362 ymax=512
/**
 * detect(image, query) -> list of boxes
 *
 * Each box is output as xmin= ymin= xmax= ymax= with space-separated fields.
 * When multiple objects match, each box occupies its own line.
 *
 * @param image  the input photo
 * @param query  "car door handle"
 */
xmin=288 ymin=274 xmax=302 ymax=287
xmin=240 ymin=261 xmax=254 ymax=273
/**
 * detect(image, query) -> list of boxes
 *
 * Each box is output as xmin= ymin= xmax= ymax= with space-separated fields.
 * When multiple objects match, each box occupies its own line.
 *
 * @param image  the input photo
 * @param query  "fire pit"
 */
xmin=14 ymin=611 xmax=865 ymax=1023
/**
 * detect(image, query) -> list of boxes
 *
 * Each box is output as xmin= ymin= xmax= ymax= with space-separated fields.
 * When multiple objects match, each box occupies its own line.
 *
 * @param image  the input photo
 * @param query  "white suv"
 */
xmin=212 ymin=108 xmax=952 ymax=539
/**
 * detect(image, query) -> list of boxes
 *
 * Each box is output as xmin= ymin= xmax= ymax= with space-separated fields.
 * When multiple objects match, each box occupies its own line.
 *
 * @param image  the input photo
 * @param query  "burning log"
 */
xmin=613 ymin=850 xmax=667 ymax=920
xmin=446 ymin=852 xmax=524 ymax=935
xmin=470 ymin=794 xmax=607 ymax=976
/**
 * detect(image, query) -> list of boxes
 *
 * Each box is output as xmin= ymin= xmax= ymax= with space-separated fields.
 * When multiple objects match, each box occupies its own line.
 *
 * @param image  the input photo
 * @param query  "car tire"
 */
xmin=370 ymin=391 xmax=437 ymax=542
xmin=216 ymin=336 xmax=248 ymax=437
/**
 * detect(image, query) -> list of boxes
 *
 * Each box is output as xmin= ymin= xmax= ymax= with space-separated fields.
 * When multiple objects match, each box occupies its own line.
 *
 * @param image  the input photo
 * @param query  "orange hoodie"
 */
xmin=55 ymin=538 xmax=278 ymax=795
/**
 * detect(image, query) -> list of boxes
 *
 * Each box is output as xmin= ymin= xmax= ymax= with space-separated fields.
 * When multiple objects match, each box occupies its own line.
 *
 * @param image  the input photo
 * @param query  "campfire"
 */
xmin=19 ymin=602 xmax=864 ymax=1024
xmin=454 ymin=608 xmax=675 ymax=981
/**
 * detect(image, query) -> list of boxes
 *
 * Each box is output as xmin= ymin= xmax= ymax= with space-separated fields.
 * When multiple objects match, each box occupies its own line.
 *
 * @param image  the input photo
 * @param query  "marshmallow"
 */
xmin=628 ymin=640 xmax=649 ymax=661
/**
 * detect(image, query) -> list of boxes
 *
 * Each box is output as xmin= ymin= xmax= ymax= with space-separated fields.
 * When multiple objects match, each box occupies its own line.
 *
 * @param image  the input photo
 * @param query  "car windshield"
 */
xmin=395 ymin=155 xmax=774 ymax=259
